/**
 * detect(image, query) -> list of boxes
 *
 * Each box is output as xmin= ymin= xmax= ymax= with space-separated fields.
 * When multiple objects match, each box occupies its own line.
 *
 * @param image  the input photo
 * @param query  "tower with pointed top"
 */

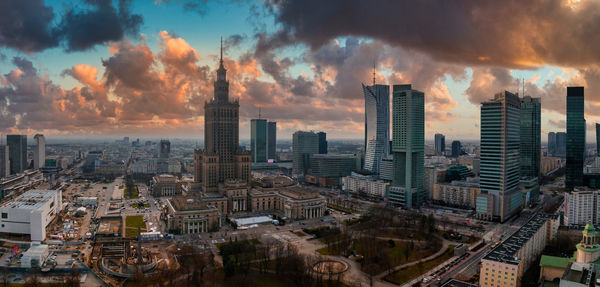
xmin=194 ymin=40 xmax=251 ymax=192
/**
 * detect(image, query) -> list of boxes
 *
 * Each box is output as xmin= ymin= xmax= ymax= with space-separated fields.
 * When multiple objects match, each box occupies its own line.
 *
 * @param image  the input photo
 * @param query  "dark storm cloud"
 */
xmin=262 ymin=0 xmax=600 ymax=68
xmin=155 ymin=0 xmax=211 ymax=15
xmin=0 ymin=0 xmax=142 ymax=53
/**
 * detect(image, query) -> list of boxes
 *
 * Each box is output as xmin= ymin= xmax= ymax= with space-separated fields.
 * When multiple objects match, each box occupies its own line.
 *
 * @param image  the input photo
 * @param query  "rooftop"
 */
xmin=483 ymin=213 xmax=557 ymax=265
xmin=169 ymin=196 xmax=214 ymax=212
xmin=539 ymin=255 xmax=571 ymax=269
xmin=440 ymin=279 xmax=479 ymax=287
xmin=1 ymin=189 xmax=58 ymax=210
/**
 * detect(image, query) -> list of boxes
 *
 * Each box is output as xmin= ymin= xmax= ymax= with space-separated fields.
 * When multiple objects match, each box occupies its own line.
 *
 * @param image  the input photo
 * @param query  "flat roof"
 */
xmin=540 ymin=255 xmax=571 ymax=269
xmin=233 ymin=216 xmax=272 ymax=226
xmin=483 ymin=213 xmax=557 ymax=265
xmin=1 ymin=189 xmax=58 ymax=210
xmin=440 ymin=279 xmax=479 ymax=287
xmin=169 ymin=197 xmax=214 ymax=212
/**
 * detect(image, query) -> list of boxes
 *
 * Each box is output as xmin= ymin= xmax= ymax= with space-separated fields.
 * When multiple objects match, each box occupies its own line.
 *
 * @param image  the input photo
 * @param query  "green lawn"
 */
xmin=124 ymin=185 xmax=139 ymax=199
xmin=125 ymin=215 xmax=146 ymax=237
xmin=384 ymin=245 xmax=456 ymax=285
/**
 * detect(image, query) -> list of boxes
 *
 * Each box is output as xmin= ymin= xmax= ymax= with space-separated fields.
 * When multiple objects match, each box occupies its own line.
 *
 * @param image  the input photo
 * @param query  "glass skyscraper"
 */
xmin=292 ymin=131 xmax=320 ymax=175
xmin=556 ymin=132 xmax=567 ymax=157
xmin=596 ymin=123 xmax=600 ymax=156
xmin=251 ymin=119 xmax=268 ymax=163
xmin=7 ymin=135 xmax=27 ymax=175
xmin=477 ymin=91 xmax=521 ymax=222
xmin=520 ymin=96 xmax=541 ymax=178
xmin=363 ymin=84 xmax=390 ymax=174
xmin=388 ymin=84 xmax=424 ymax=208
xmin=268 ymin=121 xmax=277 ymax=161
xmin=434 ymin=133 xmax=445 ymax=155
xmin=317 ymin=132 xmax=327 ymax=154
xmin=566 ymin=86 xmax=585 ymax=190
xmin=451 ymin=140 xmax=462 ymax=157
xmin=548 ymin=132 xmax=556 ymax=156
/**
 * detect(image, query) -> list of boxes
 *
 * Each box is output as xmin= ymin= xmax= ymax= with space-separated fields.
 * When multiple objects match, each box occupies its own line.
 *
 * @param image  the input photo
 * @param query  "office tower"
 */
xmin=451 ymin=141 xmax=462 ymax=157
xmin=33 ymin=134 xmax=45 ymax=169
xmin=363 ymin=83 xmax=390 ymax=173
xmin=434 ymin=133 xmax=445 ymax=155
xmin=597 ymin=123 xmax=600 ymax=156
xmin=548 ymin=132 xmax=556 ymax=156
xmin=7 ymin=135 xmax=27 ymax=175
xmin=520 ymin=96 xmax=541 ymax=178
xmin=193 ymin=41 xmax=251 ymax=191
xmin=0 ymin=145 xmax=8 ymax=178
xmin=251 ymin=119 xmax=267 ymax=163
xmin=292 ymin=131 xmax=319 ymax=175
xmin=388 ymin=84 xmax=424 ymax=208
xmin=267 ymin=121 xmax=277 ymax=161
xmin=318 ymin=132 xmax=327 ymax=154
xmin=123 ymin=137 xmax=129 ymax=144
xmin=557 ymin=132 xmax=567 ymax=157
xmin=159 ymin=140 xmax=170 ymax=158
xmin=477 ymin=91 xmax=521 ymax=222
xmin=566 ymin=86 xmax=585 ymax=190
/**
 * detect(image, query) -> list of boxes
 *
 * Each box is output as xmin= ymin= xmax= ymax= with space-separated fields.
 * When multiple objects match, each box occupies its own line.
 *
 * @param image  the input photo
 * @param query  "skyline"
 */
xmin=1 ymin=1 xmax=600 ymax=141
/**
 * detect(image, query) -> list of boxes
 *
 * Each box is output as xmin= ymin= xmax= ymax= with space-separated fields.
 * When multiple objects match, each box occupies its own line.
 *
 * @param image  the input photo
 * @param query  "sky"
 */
xmin=0 ymin=0 xmax=599 ymax=142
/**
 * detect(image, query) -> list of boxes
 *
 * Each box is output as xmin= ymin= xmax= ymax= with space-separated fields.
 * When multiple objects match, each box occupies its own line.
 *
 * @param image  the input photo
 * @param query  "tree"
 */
xmin=0 ymin=268 xmax=9 ymax=287
xmin=65 ymin=270 xmax=80 ymax=287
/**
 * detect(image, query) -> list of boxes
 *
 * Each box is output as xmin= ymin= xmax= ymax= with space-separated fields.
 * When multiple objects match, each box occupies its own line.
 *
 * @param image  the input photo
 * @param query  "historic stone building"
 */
xmin=166 ymin=197 xmax=221 ymax=234
xmin=194 ymin=41 xmax=251 ymax=192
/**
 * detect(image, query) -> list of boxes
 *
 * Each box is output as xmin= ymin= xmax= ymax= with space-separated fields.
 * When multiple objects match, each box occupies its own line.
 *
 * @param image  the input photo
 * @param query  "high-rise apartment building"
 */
xmin=193 ymin=42 xmax=251 ymax=192
xmin=318 ymin=132 xmax=327 ymax=154
xmin=434 ymin=133 xmax=445 ymax=156
xmin=7 ymin=135 xmax=27 ymax=175
xmin=596 ymin=123 xmax=600 ymax=156
xmin=33 ymin=134 xmax=45 ymax=169
xmin=158 ymin=139 xmax=171 ymax=174
xmin=159 ymin=140 xmax=170 ymax=159
xmin=451 ymin=140 xmax=462 ymax=157
xmin=251 ymin=119 xmax=267 ymax=163
xmin=388 ymin=84 xmax=424 ymax=208
xmin=520 ymin=96 xmax=541 ymax=178
xmin=292 ymin=131 xmax=320 ymax=175
xmin=0 ymin=145 xmax=8 ymax=178
xmin=566 ymin=86 xmax=585 ymax=190
xmin=363 ymin=84 xmax=390 ymax=174
xmin=548 ymin=132 xmax=556 ymax=156
xmin=268 ymin=121 xmax=277 ymax=161
xmin=477 ymin=91 xmax=522 ymax=222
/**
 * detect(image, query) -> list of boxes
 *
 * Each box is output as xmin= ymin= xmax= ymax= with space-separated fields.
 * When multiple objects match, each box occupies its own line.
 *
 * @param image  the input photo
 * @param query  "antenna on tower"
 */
xmin=522 ymin=78 xmax=525 ymax=97
xmin=258 ymin=107 xmax=262 ymax=119
xmin=220 ymin=36 xmax=223 ymax=61
xmin=372 ymin=62 xmax=376 ymax=86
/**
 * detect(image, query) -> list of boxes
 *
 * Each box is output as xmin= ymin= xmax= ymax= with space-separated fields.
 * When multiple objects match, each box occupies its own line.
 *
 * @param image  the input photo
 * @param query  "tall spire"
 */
xmin=372 ymin=62 xmax=376 ymax=86
xmin=219 ymin=36 xmax=224 ymax=67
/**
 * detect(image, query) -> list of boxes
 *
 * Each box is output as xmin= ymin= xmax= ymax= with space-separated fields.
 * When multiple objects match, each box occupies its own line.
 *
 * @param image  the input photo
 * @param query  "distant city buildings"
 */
xmin=433 ymin=178 xmax=480 ymax=209
xmin=596 ymin=123 xmax=600 ymax=156
xmin=434 ymin=133 xmax=445 ymax=156
xmin=477 ymin=91 xmax=522 ymax=222
xmin=151 ymin=174 xmax=183 ymax=197
xmin=304 ymin=153 xmax=360 ymax=187
xmin=7 ymin=135 xmax=27 ymax=175
xmin=548 ymin=132 xmax=556 ymax=156
xmin=317 ymin=131 xmax=328 ymax=154
xmin=33 ymin=134 xmax=45 ymax=169
xmin=556 ymin=132 xmax=566 ymax=157
xmin=251 ymin=119 xmax=267 ymax=163
xmin=388 ymin=84 xmax=425 ymax=208
xmin=363 ymin=83 xmax=390 ymax=174
xmin=566 ymin=86 xmax=585 ymax=190
xmin=451 ymin=140 xmax=462 ymax=158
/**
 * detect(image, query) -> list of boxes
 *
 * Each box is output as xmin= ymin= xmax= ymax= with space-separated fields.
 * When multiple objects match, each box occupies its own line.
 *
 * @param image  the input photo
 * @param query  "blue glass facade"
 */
xmin=251 ymin=119 xmax=267 ymax=163
xmin=566 ymin=86 xmax=585 ymax=190
xmin=363 ymin=84 xmax=390 ymax=174
xmin=520 ymin=96 xmax=541 ymax=178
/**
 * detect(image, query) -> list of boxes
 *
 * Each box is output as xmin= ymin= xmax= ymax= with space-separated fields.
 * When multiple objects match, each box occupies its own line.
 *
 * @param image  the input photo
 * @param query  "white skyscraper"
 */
xmin=33 ymin=134 xmax=45 ymax=169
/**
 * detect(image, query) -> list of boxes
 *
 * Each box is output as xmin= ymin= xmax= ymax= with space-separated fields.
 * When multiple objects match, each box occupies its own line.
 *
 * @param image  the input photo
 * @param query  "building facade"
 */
xmin=0 ymin=146 xmax=8 ymax=178
xmin=477 ymin=91 xmax=522 ymax=222
xmin=564 ymin=188 xmax=600 ymax=227
xmin=0 ymin=189 xmax=63 ymax=241
xmin=597 ymin=123 xmax=600 ymax=156
xmin=292 ymin=131 xmax=319 ymax=175
xmin=342 ymin=173 xmax=390 ymax=198
xmin=434 ymin=133 xmax=445 ymax=156
xmin=520 ymin=97 xmax=541 ymax=178
xmin=166 ymin=197 xmax=221 ymax=234
xmin=479 ymin=213 xmax=558 ymax=287
xmin=433 ymin=179 xmax=480 ymax=208
xmin=363 ymin=84 xmax=390 ymax=174
xmin=556 ymin=132 xmax=567 ymax=157
xmin=194 ymin=43 xmax=251 ymax=192
xmin=566 ymin=86 xmax=585 ymax=190
xmin=251 ymin=119 xmax=267 ymax=163
xmin=548 ymin=132 xmax=556 ymax=157
xmin=7 ymin=135 xmax=27 ymax=175
xmin=151 ymin=174 xmax=183 ymax=197
xmin=268 ymin=121 xmax=277 ymax=161
xmin=388 ymin=84 xmax=424 ymax=208
xmin=33 ymin=134 xmax=45 ymax=169
xmin=318 ymin=132 xmax=327 ymax=154
xmin=451 ymin=141 xmax=462 ymax=158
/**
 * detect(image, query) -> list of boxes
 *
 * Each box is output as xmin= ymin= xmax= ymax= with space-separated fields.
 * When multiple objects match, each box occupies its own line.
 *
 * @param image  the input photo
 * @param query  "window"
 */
xmin=1 ymin=213 xmax=6 ymax=219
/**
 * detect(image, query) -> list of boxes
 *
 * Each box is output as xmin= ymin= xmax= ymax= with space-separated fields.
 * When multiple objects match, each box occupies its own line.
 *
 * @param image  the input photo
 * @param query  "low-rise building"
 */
xmin=151 ymin=174 xmax=183 ymax=197
xmin=21 ymin=243 xmax=49 ymax=268
xmin=564 ymin=188 xmax=600 ymax=228
xmin=0 ymin=189 xmax=63 ymax=241
xmin=76 ymin=196 xmax=98 ymax=207
xmin=342 ymin=173 xmax=390 ymax=198
xmin=166 ymin=196 xmax=221 ymax=234
xmin=433 ymin=178 xmax=480 ymax=208
xmin=479 ymin=213 xmax=559 ymax=287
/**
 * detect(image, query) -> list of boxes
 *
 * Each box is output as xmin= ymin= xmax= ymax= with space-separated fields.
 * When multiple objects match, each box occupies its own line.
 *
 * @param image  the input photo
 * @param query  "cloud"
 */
xmin=0 ymin=0 xmax=142 ymax=53
xmin=261 ymin=0 xmax=600 ymax=69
